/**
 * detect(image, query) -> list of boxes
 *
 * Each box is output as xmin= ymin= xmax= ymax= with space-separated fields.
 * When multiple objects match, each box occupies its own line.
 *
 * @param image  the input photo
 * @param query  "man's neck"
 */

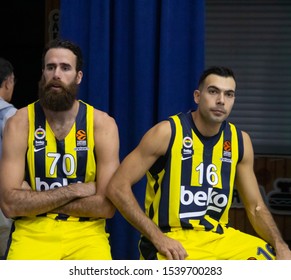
xmin=191 ymin=110 xmax=222 ymax=137
xmin=43 ymin=100 xmax=79 ymax=140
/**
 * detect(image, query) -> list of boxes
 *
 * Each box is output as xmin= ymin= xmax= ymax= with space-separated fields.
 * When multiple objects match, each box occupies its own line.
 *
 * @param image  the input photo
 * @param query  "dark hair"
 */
xmin=0 ymin=57 xmax=14 ymax=86
xmin=41 ymin=39 xmax=83 ymax=72
xmin=198 ymin=66 xmax=235 ymax=89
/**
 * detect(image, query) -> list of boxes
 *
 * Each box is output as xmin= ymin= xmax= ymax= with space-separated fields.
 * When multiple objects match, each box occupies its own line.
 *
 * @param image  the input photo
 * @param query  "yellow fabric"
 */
xmin=155 ymin=228 xmax=275 ymax=260
xmin=7 ymin=217 xmax=111 ymax=260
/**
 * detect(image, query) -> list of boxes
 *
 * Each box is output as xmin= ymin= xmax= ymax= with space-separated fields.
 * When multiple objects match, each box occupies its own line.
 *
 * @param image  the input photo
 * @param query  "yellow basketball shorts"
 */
xmin=140 ymin=227 xmax=276 ymax=260
xmin=6 ymin=216 xmax=112 ymax=260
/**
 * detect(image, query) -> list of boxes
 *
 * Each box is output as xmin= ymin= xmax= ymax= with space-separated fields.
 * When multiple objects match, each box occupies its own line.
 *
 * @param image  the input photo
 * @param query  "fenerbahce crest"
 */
xmin=34 ymin=127 xmax=47 ymax=151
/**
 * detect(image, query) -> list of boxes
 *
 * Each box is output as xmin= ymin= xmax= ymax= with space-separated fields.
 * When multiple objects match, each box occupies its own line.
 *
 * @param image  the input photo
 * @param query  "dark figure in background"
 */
xmin=0 ymin=57 xmax=17 ymax=258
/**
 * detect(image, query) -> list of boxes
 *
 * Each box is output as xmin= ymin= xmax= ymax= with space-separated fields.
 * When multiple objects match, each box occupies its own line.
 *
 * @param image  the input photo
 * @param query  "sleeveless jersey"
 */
xmin=145 ymin=111 xmax=243 ymax=234
xmin=26 ymin=100 xmax=96 ymax=220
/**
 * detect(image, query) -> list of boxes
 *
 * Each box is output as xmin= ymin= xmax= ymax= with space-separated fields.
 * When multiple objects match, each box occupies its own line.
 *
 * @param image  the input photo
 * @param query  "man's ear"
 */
xmin=194 ymin=90 xmax=200 ymax=104
xmin=3 ymin=78 xmax=10 ymax=90
xmin=76 ymin=71 xmax=83 ymax=85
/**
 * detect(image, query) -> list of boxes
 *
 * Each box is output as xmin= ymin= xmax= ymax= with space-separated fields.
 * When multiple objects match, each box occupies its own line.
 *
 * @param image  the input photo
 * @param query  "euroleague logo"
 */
xmin=75 ymin=129 xmax=89 ymax=151
xmin=221 ymin=140 xmax=232 ymax=163
xmin=223 ymin=140 xmax=231 ymax=152
xmin=76 ymin=130 xmax=86 ymax=141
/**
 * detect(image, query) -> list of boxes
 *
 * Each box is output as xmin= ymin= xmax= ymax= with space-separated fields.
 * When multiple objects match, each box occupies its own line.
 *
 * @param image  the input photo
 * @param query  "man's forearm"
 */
xmin=52 ymin=194 xmax=115 ymax=218
xmin=248 ymin=204 xmax=287 ymax=250
xmin=1 ymin=183 xmax=95 ymax=218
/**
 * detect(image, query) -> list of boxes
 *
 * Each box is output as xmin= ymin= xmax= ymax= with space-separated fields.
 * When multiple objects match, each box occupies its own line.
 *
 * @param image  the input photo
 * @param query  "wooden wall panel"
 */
xmin=230 ymin=157 xmax=291 ymax=246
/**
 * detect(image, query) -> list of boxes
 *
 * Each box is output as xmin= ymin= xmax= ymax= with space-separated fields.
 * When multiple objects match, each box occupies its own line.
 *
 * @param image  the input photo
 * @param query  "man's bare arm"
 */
xmin=52 ymin=110 xmax=119 ymax=218
xmin=107 ymin=121 xmax=188 ymax=259
xmin=0 ymin=108 xmax=95 ymax=218
xmin=235 ymin=132 xmax=291 ymax=259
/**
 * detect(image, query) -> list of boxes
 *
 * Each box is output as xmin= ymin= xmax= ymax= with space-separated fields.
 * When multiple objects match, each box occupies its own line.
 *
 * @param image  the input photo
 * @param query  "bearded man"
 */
xmin=0 ymin=39 xmax=120 ymax=260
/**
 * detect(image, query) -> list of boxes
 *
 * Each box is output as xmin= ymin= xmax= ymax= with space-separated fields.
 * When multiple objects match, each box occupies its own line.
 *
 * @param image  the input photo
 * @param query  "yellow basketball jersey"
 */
xmin=25 ymin=100 xmax=96 ymax=219
xmin=145 ymin=111 xmax=243 ymax=233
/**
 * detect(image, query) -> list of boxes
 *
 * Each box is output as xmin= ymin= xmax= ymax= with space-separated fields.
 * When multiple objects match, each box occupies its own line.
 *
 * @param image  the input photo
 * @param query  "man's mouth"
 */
xmin=211 ymin=108 xmax=226 ymax=115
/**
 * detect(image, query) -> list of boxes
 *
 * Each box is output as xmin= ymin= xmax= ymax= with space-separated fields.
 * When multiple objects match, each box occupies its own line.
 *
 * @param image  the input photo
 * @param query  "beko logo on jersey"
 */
xmin=180 ymin=185 xmax=228 ymax=218
xmin=34 ymin=139 xmax=47 ymax=152
xmin=34 ymin=140 xmax=46 ymax=147
xmin=36 ymin=178 xmax=69 ymax=191
xmin=35 ymin=177 xmax=82 ymax=191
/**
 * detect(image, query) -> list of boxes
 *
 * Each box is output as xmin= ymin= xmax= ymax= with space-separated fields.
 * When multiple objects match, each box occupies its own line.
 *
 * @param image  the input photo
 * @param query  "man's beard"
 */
xmin=38 ymin=77 xmax=79 ymax=111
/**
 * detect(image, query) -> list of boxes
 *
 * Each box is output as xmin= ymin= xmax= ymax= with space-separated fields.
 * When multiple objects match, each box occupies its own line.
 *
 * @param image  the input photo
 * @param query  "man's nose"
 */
xmin=53 ymin=67 xmax=61 ymax=79
xmin=217 ymin=92 xmax=225 ymax=104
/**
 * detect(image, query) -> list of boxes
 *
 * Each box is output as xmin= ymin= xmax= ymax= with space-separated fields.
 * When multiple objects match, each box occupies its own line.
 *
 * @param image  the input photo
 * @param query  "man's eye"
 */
xmin=62 ymin=66 xmax=71 ymax=71
xmin=226 ymin=92 xmax=234 ymax=98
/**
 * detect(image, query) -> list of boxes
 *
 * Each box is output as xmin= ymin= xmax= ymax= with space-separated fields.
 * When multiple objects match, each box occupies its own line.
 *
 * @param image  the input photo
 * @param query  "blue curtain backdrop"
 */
xmin=60 ymin=0 xmax=204 ymax=260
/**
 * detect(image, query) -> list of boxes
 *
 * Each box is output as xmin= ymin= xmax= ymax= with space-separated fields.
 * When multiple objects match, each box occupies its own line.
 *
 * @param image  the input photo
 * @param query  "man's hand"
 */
xmin=68 ymin=181 xmax=96 ymax=198
xmin=275 ymin=248 xmax=291 ymax=260
xmin=20 ymin=181 xmax=31 ymax=190
xmin=155 ymin=235 xmax=188 ymax=260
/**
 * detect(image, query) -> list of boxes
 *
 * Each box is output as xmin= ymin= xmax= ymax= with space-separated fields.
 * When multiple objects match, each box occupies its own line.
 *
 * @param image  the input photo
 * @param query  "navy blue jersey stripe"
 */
xmin=75 ymin=101 xmax=88 ymax=177
xmin=34 ymin=102 xmax=47 ymax=188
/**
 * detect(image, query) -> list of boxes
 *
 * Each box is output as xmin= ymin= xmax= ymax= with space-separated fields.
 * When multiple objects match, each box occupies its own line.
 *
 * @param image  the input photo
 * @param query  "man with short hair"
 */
xmin=0 ymin=57 xmax=17 ymax=258
xmin=107 ymin=66 xmax=291 ymax=260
